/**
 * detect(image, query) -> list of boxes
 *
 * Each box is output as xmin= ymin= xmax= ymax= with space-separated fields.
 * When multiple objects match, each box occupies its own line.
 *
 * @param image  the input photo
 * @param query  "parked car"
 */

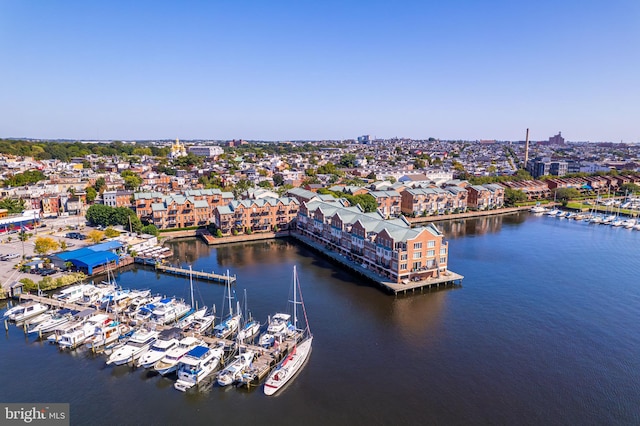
xmin=39 ymin=269 xmax=57 ymax=276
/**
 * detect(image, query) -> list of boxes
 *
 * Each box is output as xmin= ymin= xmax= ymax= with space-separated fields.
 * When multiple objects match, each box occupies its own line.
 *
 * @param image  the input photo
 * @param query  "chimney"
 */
xmin=524 ymin=128 xmax=530 ymax=168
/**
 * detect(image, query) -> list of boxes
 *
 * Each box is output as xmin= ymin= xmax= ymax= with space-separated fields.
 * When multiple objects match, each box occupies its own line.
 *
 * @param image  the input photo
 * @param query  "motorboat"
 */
xmin=183 ymin=310 xmax=216 ymax=335
xmin=154 ymin=336 xmax=203 ymax=376
xmin=28 ymin=308 xmax=77 ymax=335
xmin=53 ymin=284 xmax=91 ymax=304
xmin=8 ymin=302 xmax=48 ymax=322
xmin=84 ymin=319 xmax=132 ymax=350
xmin=176 ymin=307 xmax=206 ymax=330
xmin=46 ymin=310 xmax=96 ymax=344
xmin=137 ymin=328 xmax=181 ymax=368
xmin=58 ymin=314 xmax=110 ymax=350
xmin=258 ymin=313 xmax=292 ymax=348
xmin=105 ymin=327 xmax=159 ymax=366
xmin=217 ymin=349 xmax=255 ymax=387
xmin=174 ymin=343 xmax=225 ymax=392
xmin=149 ymin=298 xmax=191 ymax=325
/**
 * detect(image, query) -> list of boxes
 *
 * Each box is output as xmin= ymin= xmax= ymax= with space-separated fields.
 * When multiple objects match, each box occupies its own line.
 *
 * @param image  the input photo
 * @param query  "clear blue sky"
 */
xmin=1 ymin=0 xmax=639 ymax=142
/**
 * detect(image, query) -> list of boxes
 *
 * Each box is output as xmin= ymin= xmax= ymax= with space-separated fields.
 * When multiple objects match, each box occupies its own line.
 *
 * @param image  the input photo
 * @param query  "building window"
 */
xmin=400 ymin=263 xmax=407 ymax=270
xmin=427 ymin=250 xmax=435 ymax=257
xmin=440 ymin=257 xmax=447 ymax=264
xmin=412 ymin=261 xmax=421 ymax=270
xmin=413 ymin=252 xmax=422 ymax=259
xmin=401 ymin=254 xmax=408 ymax=261
xmin=428 ymin=240 xmax=435 ymax=248
xmin=440 ymin=248 xmax=447 ymax=255
xmin=413 ymin=242 xmax=422 ymax=249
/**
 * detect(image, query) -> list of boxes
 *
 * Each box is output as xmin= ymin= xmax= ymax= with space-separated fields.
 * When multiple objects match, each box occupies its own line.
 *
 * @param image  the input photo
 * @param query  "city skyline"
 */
xmin=1 ymin=1 xmax=639 ymax=143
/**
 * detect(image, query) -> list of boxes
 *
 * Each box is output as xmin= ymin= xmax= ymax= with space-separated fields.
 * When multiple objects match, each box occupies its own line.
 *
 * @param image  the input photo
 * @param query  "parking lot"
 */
xmin=0 ymin=215 xmax=96 ymax=296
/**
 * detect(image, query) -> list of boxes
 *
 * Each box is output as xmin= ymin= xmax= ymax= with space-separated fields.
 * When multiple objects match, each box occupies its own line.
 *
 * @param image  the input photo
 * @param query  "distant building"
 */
xmin=357 ymin=135 xmax=371 ymax=144
xmin=169 ymin=138 xmax=187 ymax=159
xmin=526 ymin=157 xmax=568 ymax=179
xmin=549 ymin=132 xmax=565 ymax=145
xmin=187 ymin=145 xmax=223 ymax=158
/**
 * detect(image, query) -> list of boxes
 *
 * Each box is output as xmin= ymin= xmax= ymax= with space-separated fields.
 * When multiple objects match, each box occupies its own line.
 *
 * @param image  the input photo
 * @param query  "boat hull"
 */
xmin=264 ymin=337 xmax=313 ymax=396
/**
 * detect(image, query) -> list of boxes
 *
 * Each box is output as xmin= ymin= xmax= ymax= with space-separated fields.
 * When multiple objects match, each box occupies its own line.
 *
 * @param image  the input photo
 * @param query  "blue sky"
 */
xmin=1 ymin=0 xmax=639 ymax=142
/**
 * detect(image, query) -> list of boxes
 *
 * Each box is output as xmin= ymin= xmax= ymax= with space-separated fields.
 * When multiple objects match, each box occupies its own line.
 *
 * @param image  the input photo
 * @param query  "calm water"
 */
xmin=2 ymin=213 xmax=640 ymax=425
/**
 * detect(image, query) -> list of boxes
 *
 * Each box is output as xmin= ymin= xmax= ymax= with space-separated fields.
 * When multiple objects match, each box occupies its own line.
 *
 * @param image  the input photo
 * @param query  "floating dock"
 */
xmin=153 ymin=264 xmax=237 ymax=285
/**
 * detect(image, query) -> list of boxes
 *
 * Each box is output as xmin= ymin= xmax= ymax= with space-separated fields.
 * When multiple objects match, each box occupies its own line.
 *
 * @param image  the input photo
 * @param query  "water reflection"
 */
xmin=435 ymin=212 xmax=528 ymax=239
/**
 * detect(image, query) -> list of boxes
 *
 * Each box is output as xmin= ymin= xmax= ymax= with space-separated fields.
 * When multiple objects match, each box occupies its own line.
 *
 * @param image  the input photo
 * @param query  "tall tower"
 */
xmin=524 ymin=128 xmax=530 ymax=168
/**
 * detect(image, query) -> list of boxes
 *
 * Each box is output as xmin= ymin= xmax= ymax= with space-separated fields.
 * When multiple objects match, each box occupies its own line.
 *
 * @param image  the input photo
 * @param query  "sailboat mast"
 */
xmin=227 ymin=270 xmax=232 ymax=317
xmin=189 ymin=265 xmax=194 ymax=309
xmin=293 ymin=265 xmax=297 ymax=329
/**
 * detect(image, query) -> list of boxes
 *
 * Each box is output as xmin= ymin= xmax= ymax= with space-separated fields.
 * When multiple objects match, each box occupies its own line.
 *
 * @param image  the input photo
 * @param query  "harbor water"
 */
xmin=2 ymin=213 xmax=640 ymax=425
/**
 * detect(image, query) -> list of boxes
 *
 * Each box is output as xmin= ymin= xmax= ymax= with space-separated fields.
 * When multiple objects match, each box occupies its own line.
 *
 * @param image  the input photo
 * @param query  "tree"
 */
xmin=86 ymin=204 xmax=113 ymax=226
xmin=94 ymin=177 xmax=106 ymax=193
xmin=554 ymin=188 xmax=581 ymax=206
xmin=140 ymin=224 xmax=159 ymax=236
xmin=123 ymin=174 xmax=143 ymax=191
xmin=257 ymin=180 xmax=273 ymax=189
xmin=619 ymin=183 xmax=640 ymax=195
xmin=339 ymin=154 xmax=356 ymax=168
xmin=34 ymin=236 xmax=59 ymax=255
xmin=233 ymin=179 xmax=253 ymax=198
xmin=0 ymin=198 xmax=26 ymax=214
xmin=104 ymin=227 xmax=120 ymax=238
xmin=272 ymin=173 xmax=284 ymax=187
xmin=504 ymin=188 xmax=527 ymax=206
xmin=87 ymin=230 xmax=105 ymax=243
xmin=59 ymin=240 xmax=67 ymax=250
xmin=85 ymin=186 xmax=97 ymax=203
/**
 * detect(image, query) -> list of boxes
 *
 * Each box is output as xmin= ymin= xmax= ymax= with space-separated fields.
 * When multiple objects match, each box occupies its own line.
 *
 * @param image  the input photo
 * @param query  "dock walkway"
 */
xmin=154 ymin=264 xmax=236 ymax=285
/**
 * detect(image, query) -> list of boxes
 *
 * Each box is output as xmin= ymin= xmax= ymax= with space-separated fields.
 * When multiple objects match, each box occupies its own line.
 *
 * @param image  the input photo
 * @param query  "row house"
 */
xmin=368 ymin=190 xmax=402 ymax=218
xmin=400 ymin=187 xmax=467 ymax=216
xmin=102 ymin=190 xmax=133 ymax=208
xmin=546 ymin=178 xmax=590 ymax=193
xmin=466 ymin=184 xmax=504 ymax=210
xmin=150 ymin=195 xmax=210 ymax=229
xmin=40 ymin=195 xmax=61 ymax=217
xmin=213 ymin=197 xmax=299 ymax=235
xmin=297 ymin=200 xmax=449 ymax=284
xmin=501 ymin=180 xmax=550 ymax=200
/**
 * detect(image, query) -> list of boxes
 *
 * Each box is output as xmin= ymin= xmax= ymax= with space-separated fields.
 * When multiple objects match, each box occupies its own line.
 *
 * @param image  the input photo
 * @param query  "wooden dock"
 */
xmin=154 ymin=264 xmax=237 ymax=285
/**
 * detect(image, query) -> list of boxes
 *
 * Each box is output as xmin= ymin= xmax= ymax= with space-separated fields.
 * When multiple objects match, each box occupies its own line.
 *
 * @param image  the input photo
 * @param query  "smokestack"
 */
xmin=524 ymin=128 xmax=530 ymax=168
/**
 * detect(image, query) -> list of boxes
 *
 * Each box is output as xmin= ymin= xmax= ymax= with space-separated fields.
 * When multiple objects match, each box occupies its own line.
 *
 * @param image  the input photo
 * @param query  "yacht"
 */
xmin=8 ymin=302 xmax=48 ymax=322
xmin=105 ymin=328 xmax=159 ymax=366
xmin=149 ymin=298 xmax=191 ymax=325
xmin=258 ymin=313 xmax=293 ymax=348
xmin=217 ymin=349 xmax=255 ymax=387
xmin=183 ymin=310 xmax=216 ymax=335
xmin=84 ymin=319 xmax=131 ymax=351
xmin=154 ymin=336 xmax=203 ymax=376
xmin=58 ymin=314 xmax=110 ymax=350
xmin=53 ymin=284 xmax=90 ymax=304
xmin=174 ymin=343 xmax=225 ymax=392
xmin=29 ymin=308 xmax=77 ymax=335
xmin=136 ymin=328 xmax=181 ymax=368
xmin=46 ymin=310 xmax=96 ymax=344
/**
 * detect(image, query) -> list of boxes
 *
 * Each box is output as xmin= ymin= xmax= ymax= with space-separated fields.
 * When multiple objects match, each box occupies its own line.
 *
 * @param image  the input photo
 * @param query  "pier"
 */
xmin=153 ymin=264 xmax=236 ymax=285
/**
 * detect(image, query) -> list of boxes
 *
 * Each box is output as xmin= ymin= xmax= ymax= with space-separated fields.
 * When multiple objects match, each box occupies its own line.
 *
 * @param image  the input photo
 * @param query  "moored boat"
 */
xmin=174 ymin=343 xmax=225 ymax=391
xmin=216 ymin=349 xmax=255 ymax=387
xmin=106 ymin=327 xmax=159 ymax=366
xmin=154 ymin=336 xmax=202 ymax=376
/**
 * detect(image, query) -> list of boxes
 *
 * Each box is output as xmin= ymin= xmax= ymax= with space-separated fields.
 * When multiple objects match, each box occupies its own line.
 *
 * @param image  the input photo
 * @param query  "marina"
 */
xmin=3 ymin=214 xmax=640 ymax=425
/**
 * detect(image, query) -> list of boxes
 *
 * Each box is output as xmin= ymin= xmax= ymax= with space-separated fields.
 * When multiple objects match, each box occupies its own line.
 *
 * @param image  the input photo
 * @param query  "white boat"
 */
xmin=237 ymin=290 xmax=261 ymax=343
xmin=84 ymin=320 xmax=131 ymax=350
xmin=264 ymin=265 xmax=313 ymax=396
xmin=174 ymin=343 xmax=225 ymax=391
xmin=29 ymin=308 xmax=77 ymax=335
xmin=137 ymin=328 xmax=181 ymax=368
xmin=213 ymin=274 xmax=241 ymax=339
xmin=99 ymin=289 xmax=132 ymax=312
xmin=258 ymin=313 xmax=292 ymax=348
xmin=530 ymin=205 xmax=547 ymax=214
xmin=176 ymin=307 xmax=206 ymax=330
xmin=154 ymin=336 xmax=202 ymax=376
xmin=184 ymin=309 xmax=216 ymax=335
xmin=24 ymin=311 xmax=54 ymax=327
xmin=46 ymin=310 xmax=96 ymax=344
xmin=106 ymin=328 xmax=159 ymax=366
xmin=58 ymin=314 xmax=110 ymax=350
xmin=53 ymin=284 xmax=90 ymax=304
xmin=76 ymin=283 xmax=116 ymax=307
xmin=3 ymin=304 xmax=26 ymax=320
xmin=8 ymin=302 xmax=48 ymax=322
xmin=216 ymin=349 xmax=255 ymax=387
xmin=149 ymin=298 xmax=191 ymax=325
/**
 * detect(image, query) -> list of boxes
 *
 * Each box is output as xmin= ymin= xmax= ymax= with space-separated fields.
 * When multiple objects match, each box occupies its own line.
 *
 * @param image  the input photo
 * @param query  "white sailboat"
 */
xmin=264 ymin=265 xmax=313 ymax=396
xmin=212 ymin=271 xmax=241 ymax=339
xmin=216 ymin=349 xmax=255 ymax=387
xmin=237 ymin=289 xmax=260 ymax=343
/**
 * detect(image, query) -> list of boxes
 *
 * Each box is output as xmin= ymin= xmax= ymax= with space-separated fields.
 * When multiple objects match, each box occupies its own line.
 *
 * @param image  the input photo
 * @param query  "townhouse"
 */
xmin=297 ymin=200 xmax=449 ymax=284
xmin=213 ymin=197 xmax=300 ymax=235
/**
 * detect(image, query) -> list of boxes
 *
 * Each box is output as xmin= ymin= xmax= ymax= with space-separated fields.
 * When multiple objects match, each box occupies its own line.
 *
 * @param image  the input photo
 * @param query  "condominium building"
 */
xmin=213 ymin=197 xmax=299 ymax=235
xmin=297 ymin=200 xmax=448 ymax=284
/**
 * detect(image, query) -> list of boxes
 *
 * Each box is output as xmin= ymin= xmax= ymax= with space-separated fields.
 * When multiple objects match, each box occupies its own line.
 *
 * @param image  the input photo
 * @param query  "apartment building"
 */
xmin=368 ymin=190 xmax=402 ymax=218
xmin=466 ymin=184 xmax=505 ymax=210
xmin=296 ymin=200 xmax=449 ymax=284
xmin=102 ymin=190 xmax=133 ymax=208
xmin=502 ymin=180 xmax=550 ymax=200
xmin=213 ymin=197 xmax=299 ymax=235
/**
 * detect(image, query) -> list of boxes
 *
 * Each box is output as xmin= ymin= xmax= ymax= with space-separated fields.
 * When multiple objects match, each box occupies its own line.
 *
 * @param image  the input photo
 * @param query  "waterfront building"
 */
xmin=400 ymin=186 xmax=468 ymax=216
xmin=296 ymin=200 xmax=448 ymax=284
xmin=502 ymin=180 xmax=550 ymax=200
xmin=369 ymin=190 xmax=402 ymax=218
xmin=213 ymin=197 xmax=299 ymax=235
xmin=466 ymin=184 xmax=505 ymax=210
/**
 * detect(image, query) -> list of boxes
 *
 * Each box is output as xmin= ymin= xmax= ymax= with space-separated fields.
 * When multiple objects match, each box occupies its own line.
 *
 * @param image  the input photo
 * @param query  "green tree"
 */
xmin=123 ymin=174 xmax=143 ymax=191
xmin=619 ymin=183 xmax=640 ymax=195
xmin=0 ymin=198 xmax=26 ymax=214
xmin=554 ymin=188 xmax=581 ymax=206
xmin=233 ymin=179 xmax=253 ymax=198
xmin=257 ymin=180 xmax=273 ymax=189
xmin=272 ymin=173 xmax=284 ymax=187
xmin=87 ymin=230 xmax=105 ymax=243
xmin=504 ymin=188 xmax=527 ymax=206
xmin=339 ymin=154 xmax=356 ymax=168
xmin=94 ymin=177 xmax=106 ymax=193
xmin=85 ymin=186 xmax=97 ymax=202
xmin=140 ymin=224 xmax=159 ymax=236
xmin=86 ymin=204 xmax=113 ymax=226
xmin=104 ymin=227 xmax=120 ymax=238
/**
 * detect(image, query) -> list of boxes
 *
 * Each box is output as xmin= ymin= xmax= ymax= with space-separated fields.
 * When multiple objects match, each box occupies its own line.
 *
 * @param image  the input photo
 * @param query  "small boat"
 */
xmin=530 ymin=205 xmax=547 ymax=214
xmin=217 ymin=349 xmax=255 ymax=387
xmin=53 ymin=284 xmax=91 ymax=304
xmin=174 ymin=343 xmax=225 ymax=392
xmin=258 ymin=313 xmax=292 ymax=348
xmin=176 ymin=307 xmax=206 ymax=330
xmin=137 ymin=327 xmax=181 ymax=368
xmin=213 ymin=279 xmax=241 ymax=339
xmin=183 ymin=309 xmax=216 ymax=335
xmin=8 ymin=302 xmax=48 ymax=322
xmin=154 ymin=336 xmax=202 ymax=376
xmin=106 ymin=328 xmax=159 ymax=366
xmin=264 ymin=265 xmax=313 ymax=396
xmin=46 ymin=310 xmax=96 ymax=344
xmin=237 ymin=290 xmax=260 ymax=343
xmin=84 ymin=320 xmax=131 ymax=350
